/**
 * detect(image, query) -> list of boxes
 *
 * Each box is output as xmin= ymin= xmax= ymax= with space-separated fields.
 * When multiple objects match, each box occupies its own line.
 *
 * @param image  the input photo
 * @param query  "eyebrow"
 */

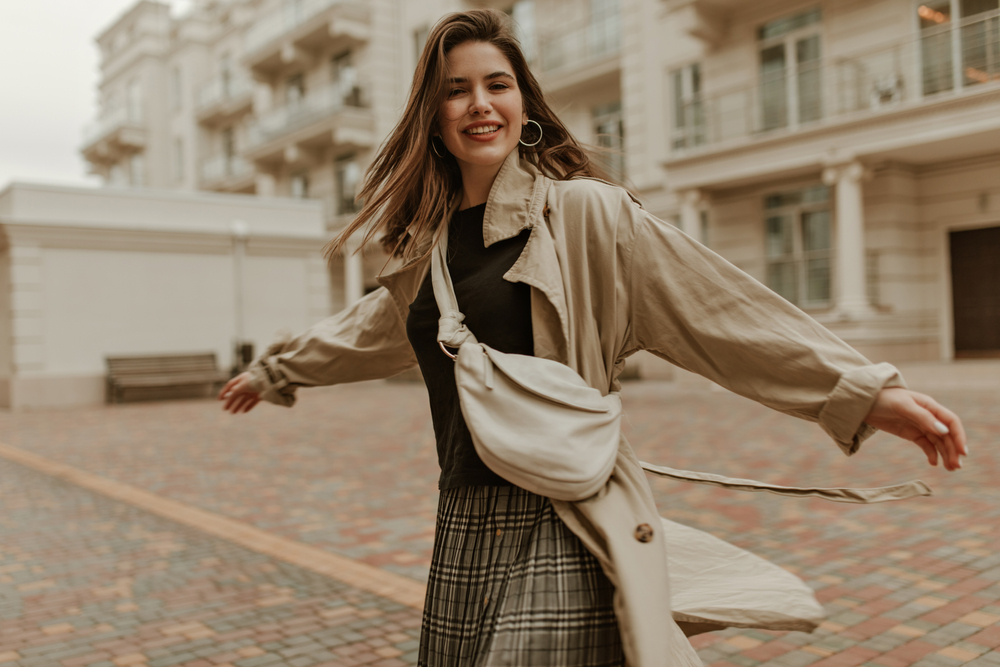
xmin=447 ymin=71 xmax=515 ymax=84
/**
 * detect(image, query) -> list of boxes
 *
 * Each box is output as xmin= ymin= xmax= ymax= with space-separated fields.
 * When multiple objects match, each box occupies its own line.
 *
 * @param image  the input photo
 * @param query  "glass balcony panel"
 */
xmin=244 ymin=0 xmax=348 ymax=56
xmin=201 ymin=155 xmax=251 ymax=183
xmin=247 ymin=81 xmax=368 ymax=149
xmin=671 ymin=10 xmax=1000 ymax=154
xmin=197 ymin=72 xmax=253 ymax=111
xmin=538 ymin=9 xmax=621 ymax=73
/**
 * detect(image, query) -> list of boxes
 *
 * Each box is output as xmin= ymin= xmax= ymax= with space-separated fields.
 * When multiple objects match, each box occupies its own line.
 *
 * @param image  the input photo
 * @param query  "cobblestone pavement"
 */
xmin=0 ymin=373 xmax=998 ymax=667
xmin=0 ymin=459 xmax=422 ymax=667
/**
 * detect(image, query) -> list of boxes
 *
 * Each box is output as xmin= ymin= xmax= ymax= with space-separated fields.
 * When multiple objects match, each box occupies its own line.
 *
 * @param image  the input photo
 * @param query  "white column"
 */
xmin=679 ymin=189 xmax=703 ymax=243
xmin=823 ymin=162 xmax=872 ymax=320
xmin=343 ymin=235 xmax=365 ymax=307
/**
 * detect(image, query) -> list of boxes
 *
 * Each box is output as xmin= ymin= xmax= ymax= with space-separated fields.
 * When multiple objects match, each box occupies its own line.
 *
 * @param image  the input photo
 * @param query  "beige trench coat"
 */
xmin=248 ymin=150 xmax=915 ymax=666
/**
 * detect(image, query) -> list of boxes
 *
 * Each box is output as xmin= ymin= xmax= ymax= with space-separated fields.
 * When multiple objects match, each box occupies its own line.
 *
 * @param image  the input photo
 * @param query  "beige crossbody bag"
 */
xmin=430 ymin=220 xmax=620 ymax=502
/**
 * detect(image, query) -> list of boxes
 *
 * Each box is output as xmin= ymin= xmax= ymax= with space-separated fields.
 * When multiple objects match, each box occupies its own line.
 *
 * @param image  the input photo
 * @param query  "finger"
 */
xmin=921 ymin=415 xmax=961 ymax=471
xmin=925 ymin=431 xmax=959 ymax=471
xmin=913 ymin=437 xmax=938 ymax=466
xmin=224 ymin=391 xmax=247 ymax=413
xmin=241 ymin=396 xmax=260 ymax=414
xmin=912 ymin=394 xmax=968 ymax=457
xmin=218 ymin=378 xmax=239 ymax=400
xmin=233 ymin=394 xmax=254 ymax=414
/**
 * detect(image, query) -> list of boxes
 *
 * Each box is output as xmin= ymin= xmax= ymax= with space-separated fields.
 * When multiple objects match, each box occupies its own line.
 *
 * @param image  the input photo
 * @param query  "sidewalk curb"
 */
xmin=0 ymin=440 xmax=428 ymax=610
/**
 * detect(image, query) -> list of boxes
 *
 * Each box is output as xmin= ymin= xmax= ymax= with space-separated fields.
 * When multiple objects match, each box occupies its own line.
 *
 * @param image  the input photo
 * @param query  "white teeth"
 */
xmin=465 ymin=125 xmax=500 ymax=135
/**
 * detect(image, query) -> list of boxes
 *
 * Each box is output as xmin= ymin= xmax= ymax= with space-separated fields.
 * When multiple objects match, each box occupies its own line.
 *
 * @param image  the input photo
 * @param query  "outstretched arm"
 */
xmin=619 ymin=193 xmax=967 ymax=465
xmin=218 ymin=286 xmax=417 ymax=413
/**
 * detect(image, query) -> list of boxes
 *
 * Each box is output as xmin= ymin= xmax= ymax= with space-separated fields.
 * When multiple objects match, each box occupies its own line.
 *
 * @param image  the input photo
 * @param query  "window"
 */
xmin=290 ymin=172 xmax=309 ymax=199
xmin=126 ymin=78 xmax=143 ymax=123
xmin=700 ymin=210 xmax=710 ymax=248
xmin=589 ymin=0 xmax=621 ymax=60
xmin=331 ymin=52 xmax=360 ymax=106
xmin=174 ymin=138 xmax=184 ymax=182
xmin=592 ymin=101 xmax=625 ymax=178
xmin=919 ymin=0 xmax=1000 ymax=95
xmin=334 ymin=155 xmax=361 ymax=215
xmin=222 ymin=126 xmax=236 ymax=175
xmin=758 ymin=8 xmax=822 ymax=131
xmin=128 ymin=153 xmax=145 ymax=187
xmin=171 ymin=66 xmax=182 ymax=112
xmin=220 ymin=52 xmax=233 ymax=98
xmin=764 ymin=185 xmax=831 ymax=307
xmin=671 ymin=63 xmax=704 ymax=149
xmin=286 ymin=73 xmax=305 ymax=106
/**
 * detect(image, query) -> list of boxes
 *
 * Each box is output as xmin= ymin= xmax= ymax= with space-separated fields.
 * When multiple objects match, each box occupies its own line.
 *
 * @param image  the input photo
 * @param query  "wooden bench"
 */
xmin=105 ymin=352 xmax=231 ymax=404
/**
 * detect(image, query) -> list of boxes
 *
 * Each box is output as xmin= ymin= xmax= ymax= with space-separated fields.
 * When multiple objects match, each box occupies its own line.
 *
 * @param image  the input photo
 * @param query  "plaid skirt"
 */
xmin=418 ymin=485 xmax=624 ymax=667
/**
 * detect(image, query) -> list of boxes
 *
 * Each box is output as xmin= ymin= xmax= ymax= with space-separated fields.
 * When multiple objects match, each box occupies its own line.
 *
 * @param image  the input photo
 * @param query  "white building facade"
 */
xmin=78 ymin=0 xmax=1000 ymax=365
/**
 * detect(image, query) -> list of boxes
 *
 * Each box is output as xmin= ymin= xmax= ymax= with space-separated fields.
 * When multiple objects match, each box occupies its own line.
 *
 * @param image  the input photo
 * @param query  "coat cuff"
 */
xmin=245 ymin=332 xmax=298 ymax=408
xmin=818 ymin=362 xmax=906 ymax=456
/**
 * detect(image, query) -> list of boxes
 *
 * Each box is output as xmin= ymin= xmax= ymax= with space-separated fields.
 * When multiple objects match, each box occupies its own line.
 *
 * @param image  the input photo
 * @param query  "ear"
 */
xmin=522 ymin=111 xmax=528 ymax=125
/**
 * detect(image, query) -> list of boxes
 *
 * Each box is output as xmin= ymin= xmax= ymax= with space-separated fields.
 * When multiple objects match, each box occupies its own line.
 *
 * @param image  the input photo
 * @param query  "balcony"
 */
xmin=536 ymin=11 xmax=621 ymax=95
xmin=671 ymin=10 xmax=1000 ymax=155
xmin=199 ymin=155 xmax=255 ymax=192
xmin=80 ymin=107 xmax=146 ymax=163
xmin=196 ymin=73 xmax=254 ymax=126
xmin=245 ymin=82 xmax=373 ymax=163
xmin=243 ymin=0 xmax=370 ymax=74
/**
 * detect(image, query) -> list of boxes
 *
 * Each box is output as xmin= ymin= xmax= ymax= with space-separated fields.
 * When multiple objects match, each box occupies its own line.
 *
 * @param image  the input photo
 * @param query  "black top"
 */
xmin=406 ymin=203 xmax=534 ymax=489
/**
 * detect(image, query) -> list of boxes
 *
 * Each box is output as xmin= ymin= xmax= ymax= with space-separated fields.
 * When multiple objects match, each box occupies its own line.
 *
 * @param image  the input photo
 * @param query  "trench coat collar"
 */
xmin=377 ymin=148 xmax=571 ymax=360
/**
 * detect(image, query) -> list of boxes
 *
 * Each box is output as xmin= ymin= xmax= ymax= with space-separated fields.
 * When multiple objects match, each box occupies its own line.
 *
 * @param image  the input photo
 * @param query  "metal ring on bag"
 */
xmin=438 ymin=341 xmax=458 ymax=360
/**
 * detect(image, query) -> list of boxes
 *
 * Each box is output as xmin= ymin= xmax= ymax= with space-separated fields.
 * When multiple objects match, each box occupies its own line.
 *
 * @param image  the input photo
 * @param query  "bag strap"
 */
xmin=430 ymin=220 xmax=478 ymax=354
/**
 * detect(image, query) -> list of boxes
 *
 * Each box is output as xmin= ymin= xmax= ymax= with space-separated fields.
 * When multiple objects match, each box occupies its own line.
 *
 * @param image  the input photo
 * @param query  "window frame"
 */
xmin=762 ymin=185 xmax=833 ymax=310
xmin=757 ymin=8 xmax=824 ymax=132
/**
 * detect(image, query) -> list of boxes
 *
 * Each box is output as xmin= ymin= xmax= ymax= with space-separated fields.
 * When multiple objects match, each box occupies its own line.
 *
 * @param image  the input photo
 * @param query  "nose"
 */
xmin=468 ymin=85 xmax=492 ymax=115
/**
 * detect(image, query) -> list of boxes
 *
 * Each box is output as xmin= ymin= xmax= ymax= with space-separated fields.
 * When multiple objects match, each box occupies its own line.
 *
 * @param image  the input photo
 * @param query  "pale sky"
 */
xmin=0 ymin=0 xmax=193 ymax=190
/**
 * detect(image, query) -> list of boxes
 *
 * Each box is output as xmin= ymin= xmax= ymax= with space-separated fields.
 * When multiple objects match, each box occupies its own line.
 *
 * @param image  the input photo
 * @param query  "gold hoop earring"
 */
xmin=519 ymin=119 xmax=543 ymax=147
xmin=430 ymin=136 xmax=446 ymax=158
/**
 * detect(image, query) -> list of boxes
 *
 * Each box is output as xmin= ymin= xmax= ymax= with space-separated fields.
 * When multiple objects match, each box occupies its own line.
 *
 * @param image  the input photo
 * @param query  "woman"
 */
xmin=220 ymin=9 xmax=967 ymax=667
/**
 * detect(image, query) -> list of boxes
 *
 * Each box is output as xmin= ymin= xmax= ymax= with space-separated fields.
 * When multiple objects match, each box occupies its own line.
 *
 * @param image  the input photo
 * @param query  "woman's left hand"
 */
xmin=864 ymin=388 xmax=968 ymax=471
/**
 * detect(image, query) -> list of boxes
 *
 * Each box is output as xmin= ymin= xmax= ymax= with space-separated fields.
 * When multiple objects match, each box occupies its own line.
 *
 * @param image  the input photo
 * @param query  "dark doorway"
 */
xmin=950 ymin=225 xmax=1000 ymax=358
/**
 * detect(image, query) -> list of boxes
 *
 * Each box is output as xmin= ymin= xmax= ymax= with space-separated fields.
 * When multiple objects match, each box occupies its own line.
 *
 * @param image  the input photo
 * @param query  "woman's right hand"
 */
xmin=218 ymin=372 xmax=261 ymax=414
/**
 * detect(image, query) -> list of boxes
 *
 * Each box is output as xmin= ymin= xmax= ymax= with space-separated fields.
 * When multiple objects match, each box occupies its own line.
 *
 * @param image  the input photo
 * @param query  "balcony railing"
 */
xmin=200 ymin=155 xmax=253 ymax=184
xmin=247 ymin=82 xmax=367 ymax=149
xmin=537 ymin=11 xmax=621 ymax=73
xmin=244 ymin=0 xmax=347 ymax=56
xmin=82 ymin=107 xmax=144 ymax=149
xmin=672 ymin=9 xmax=1000 ymax=152
xmin=197 ymin=72 xmax=253 ymax=112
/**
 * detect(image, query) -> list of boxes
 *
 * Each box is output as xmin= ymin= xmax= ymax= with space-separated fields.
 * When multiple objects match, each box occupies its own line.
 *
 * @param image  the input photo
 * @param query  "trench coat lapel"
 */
xmin=378 ymin=150 xmax=573 ymax=364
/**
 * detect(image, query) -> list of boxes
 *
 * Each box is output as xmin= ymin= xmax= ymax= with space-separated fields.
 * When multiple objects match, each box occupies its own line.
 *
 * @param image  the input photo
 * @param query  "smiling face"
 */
xmin=436 ymin=41 xmax=527 ymax=193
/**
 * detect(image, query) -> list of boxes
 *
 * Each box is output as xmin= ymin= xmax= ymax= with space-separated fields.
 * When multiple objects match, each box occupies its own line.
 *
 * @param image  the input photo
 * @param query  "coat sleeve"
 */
xmin=621 ymin=195 xmax=904 ymax=455
xmin=245 ymin=286 xmax=418 ymax=407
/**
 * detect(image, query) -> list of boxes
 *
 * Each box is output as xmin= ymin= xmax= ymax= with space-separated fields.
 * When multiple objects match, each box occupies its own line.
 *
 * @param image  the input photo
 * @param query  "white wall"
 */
xmin=0 ymin=182 xmax=329 ymax=409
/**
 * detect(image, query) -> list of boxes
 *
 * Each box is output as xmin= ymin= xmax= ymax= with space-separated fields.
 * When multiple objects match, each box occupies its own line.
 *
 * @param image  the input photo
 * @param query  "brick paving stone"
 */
xmin=0 ymin=459 xmax=423 ymax=666
xmin=0 ymin=379 xmax=997 ymax=667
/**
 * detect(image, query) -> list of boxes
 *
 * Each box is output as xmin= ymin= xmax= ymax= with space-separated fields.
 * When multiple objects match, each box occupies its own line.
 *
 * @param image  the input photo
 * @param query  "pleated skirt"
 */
xmin=418 ymin=485 xmax=625 ymax=667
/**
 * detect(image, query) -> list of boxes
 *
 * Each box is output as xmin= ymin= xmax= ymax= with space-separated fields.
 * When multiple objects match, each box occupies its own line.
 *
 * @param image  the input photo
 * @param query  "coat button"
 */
xmin=634 ymin=523 xmax=654 ymax=543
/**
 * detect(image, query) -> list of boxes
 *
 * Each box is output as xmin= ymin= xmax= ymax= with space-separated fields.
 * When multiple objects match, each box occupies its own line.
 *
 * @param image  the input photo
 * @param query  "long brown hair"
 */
xmin=325 ymin=9 xmax=611 ymax=261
